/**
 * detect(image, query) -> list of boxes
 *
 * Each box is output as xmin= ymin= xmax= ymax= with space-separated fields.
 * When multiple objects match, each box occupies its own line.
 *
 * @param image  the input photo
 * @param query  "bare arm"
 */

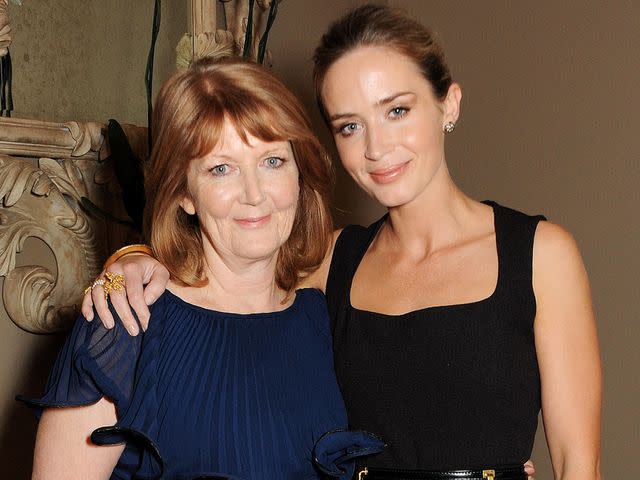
xmin=32 ymin=399 xmax=123 ymax=480
xmin=533 ymin=221 xmax=602 ymax=479
xmin=81 ymin=253 xmax=169 ymax=335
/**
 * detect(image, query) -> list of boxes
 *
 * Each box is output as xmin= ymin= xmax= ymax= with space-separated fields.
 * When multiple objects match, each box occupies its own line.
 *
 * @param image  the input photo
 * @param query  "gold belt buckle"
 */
xmin=483 ymin=469 xmax=496 ymax=480
xmin=357 ymin=466 xmax=369 ymax=479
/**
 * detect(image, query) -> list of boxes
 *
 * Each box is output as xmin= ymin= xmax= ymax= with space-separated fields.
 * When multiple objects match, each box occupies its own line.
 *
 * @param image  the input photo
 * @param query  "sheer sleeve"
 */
xmin=16 ymin=305 xmax=165 ymax=478
xmin=17 ymin=306 xmax=143 ymax=415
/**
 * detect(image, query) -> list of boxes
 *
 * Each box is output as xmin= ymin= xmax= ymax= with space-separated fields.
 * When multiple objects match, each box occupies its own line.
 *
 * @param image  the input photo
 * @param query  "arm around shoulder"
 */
xmin=82 ymin=252 xmax=170 ymax=334
xmin=532 ymin=221 xmax=602 ymax=479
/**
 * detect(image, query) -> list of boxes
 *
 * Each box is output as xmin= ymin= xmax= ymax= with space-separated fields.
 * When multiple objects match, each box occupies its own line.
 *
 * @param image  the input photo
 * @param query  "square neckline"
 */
xmin=347 ymin=201 xmax=501 ymax=318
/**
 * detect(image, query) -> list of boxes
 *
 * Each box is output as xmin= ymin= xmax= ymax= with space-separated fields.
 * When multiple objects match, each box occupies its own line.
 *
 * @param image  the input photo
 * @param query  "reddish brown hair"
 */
xmin=145 ymin=57 xmax=333 ymax=291
xmin=313 ymin=4 xmax=453 ymax=122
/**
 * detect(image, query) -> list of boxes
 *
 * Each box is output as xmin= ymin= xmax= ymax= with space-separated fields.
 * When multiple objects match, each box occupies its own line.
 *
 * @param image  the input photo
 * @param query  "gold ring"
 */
xmin=103 ymin=271 xmax=126 ymax=301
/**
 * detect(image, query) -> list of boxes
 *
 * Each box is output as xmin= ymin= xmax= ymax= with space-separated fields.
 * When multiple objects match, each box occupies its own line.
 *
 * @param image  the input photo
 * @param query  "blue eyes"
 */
xmin=389 ymin=106 xmax=408 ymax=118
xmin=211 ymin=164 xmax=229 ymax=176
xmin=336 ymin=106 xmax=410 ymax=137
xmin=209 ymin=157 xmax=284 ymax=177
xmin=265 ymin=157 xmax=284 ymax=168
xmin=338 ymin=123 xmax=360 ymax=136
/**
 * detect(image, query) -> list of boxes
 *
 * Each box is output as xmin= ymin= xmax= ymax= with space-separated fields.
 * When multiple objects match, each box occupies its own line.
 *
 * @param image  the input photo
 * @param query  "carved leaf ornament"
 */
xmin=176 ymin=0 xmax=283 ymax=67
xmin=0 ymin=153 xmax=103 ymax=332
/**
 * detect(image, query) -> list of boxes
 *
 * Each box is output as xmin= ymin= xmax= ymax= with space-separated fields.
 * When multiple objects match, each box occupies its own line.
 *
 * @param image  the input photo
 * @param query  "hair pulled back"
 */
xmin=313 ymin=3 xmax=453 ymax=121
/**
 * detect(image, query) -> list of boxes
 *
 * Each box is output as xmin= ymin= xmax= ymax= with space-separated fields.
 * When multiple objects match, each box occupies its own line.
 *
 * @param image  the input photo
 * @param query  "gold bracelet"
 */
xmin=103 ymin=244 xmax=154 ymax=270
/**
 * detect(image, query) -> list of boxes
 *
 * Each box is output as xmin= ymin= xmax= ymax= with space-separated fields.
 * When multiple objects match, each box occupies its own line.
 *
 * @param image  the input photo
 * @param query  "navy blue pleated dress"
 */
xmin=19 ymin=288 xmax=384 ymax=479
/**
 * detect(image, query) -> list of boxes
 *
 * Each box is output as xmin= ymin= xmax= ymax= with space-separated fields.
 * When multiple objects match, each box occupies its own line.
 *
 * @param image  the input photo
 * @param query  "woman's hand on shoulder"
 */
xmin=298 ymin=229 xmax=343 ymax=292
xmin=81 ymin=253 xmax=170 ymax=336
xmin=533 ymin=221 xmax=602 ymax=479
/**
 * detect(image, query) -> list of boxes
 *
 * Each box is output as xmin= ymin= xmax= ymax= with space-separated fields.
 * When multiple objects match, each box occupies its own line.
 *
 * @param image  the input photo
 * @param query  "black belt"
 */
xmin=355 ymin=465 xmax=526 ymax=480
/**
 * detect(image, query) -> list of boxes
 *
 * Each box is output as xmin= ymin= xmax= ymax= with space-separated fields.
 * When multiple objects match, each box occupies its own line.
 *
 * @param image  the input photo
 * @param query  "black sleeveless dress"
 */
xmin=326 ymin=202 xmax=544 ymax=471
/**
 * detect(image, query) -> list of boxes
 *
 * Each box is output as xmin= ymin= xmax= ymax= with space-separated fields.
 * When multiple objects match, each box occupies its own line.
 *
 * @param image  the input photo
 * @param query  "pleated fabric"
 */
xmin=19 ymin=288 xmax=383 ymax=479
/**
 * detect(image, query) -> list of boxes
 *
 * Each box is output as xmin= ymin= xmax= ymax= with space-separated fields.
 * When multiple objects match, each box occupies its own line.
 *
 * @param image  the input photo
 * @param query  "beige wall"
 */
xmin=1 ymin=1 xmax=637 ymax=478
xmin=8 ymin=1 xmax=188 ymax=123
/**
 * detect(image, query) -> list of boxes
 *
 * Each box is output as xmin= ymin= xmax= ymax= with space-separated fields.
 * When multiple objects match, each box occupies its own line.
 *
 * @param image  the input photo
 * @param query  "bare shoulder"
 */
xmin=532 ymin=220 xmax=592 ymax=313
xmin=298 ymin=228 xmax=343 ymax=292
xmin=532 ymin=221 xmax=601 ymax=474
xmin=533 ymin=220 xmax=585 ymax=274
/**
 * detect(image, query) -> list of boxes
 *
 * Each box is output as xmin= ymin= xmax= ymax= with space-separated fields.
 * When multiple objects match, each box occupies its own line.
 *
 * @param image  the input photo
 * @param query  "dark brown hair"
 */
xmin=145 ymin=57 xmax=334 ymax=292
xmin=313 ymin=3 xmax=453 ymax=121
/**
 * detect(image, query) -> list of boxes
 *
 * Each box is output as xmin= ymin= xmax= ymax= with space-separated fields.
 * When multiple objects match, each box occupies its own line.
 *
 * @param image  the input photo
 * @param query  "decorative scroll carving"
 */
xmin=0 ymin=154 xmax=99 ymax=332
xmin=0 ymin=118 xmax=143 ymax=333
xmin=176 ymin=0 xmax=282 ymax=67
xmin=66 ymin=120 xmax=106 ymax=157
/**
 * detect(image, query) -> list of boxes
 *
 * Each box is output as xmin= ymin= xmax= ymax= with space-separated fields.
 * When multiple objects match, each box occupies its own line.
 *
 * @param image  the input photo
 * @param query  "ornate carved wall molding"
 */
xmin=0 ymin=118 xmax=144 ymax=333
xmin=0 ymin=117 xmax=104 ymax=158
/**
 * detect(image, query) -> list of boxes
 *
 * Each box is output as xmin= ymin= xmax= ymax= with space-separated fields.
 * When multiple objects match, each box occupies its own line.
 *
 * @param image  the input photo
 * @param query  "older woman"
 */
xmin=83 ymin=4 xmax=601 ymax=480
xmin=20 ymin=57 xmax=383 ymax=480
